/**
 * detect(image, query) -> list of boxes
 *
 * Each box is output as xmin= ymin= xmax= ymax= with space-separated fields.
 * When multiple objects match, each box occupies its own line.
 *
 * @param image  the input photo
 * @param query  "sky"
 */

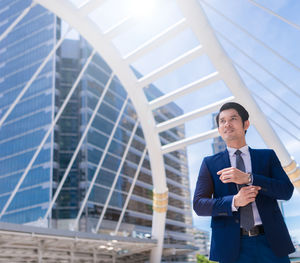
xmin=187 ymin=0 xmax=300 ymax=243
xmin=68 ymin=0 xmax=300 ymax=242
xmin=121 ymin=0 xmax=300 ymax=242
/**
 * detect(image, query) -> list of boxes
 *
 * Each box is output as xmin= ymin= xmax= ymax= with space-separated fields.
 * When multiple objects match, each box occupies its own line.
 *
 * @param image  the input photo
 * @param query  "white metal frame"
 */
xmin=113 ymin=147 xmax=148 ymax=236
xmin=1 ymin=0 xmax=299 ymax=262
xmin=33 ymin=1 xmax=168 ymax=261
xmin=94 ymin=120 xmax=140 ymax=233
xmin=0 ymin=222 xmax=157 ymax=263
xmin=44 ymin=70 xmax=114 ymax=221
xmin=73 ymin=94 xmax=130 ymax=229
xmin=0 ymin=25 xmax=74 ymax=219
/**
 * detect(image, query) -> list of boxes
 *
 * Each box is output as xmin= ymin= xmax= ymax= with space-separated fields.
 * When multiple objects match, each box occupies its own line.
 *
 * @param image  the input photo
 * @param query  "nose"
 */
xmin=224 ymin=120 xmax=230 ymax=127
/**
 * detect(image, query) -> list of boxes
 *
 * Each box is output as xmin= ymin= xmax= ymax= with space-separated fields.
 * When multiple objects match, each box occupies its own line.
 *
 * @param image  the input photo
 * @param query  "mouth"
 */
xmin=225 ymin=129 xmax=234 ymax=134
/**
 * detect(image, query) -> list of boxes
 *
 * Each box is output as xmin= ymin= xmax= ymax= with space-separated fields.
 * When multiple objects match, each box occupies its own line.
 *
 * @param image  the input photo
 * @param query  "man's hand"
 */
xmin=234 ymin=186 xmax=261 ymax=207
xmin=218 ymin=167 xmax=250 ymax=185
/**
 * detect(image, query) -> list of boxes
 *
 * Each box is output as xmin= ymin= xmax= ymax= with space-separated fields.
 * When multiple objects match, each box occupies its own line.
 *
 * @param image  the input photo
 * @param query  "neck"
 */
xmin=226 ymin=140 xmax=247 ymax=149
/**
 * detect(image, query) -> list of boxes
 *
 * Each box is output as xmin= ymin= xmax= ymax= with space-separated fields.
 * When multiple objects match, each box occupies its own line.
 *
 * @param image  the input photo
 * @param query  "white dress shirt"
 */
xmin=228 ymin=145 xmax=262 ymax=226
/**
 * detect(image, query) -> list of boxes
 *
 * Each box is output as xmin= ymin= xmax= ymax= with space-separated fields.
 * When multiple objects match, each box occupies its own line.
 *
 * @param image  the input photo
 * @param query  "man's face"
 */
xmin=218 ymin=109 xmax=249 ymax=143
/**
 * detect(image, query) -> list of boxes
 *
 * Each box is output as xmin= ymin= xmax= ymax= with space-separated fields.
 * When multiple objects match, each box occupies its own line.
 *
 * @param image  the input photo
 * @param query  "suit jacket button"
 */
xmin=235 ymin=219 xmax=239 ymax=224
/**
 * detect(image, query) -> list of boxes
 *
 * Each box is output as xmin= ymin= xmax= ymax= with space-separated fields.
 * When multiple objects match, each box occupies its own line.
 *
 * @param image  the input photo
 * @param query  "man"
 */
xmin=193 ymin=102 xmax=295 ymax=263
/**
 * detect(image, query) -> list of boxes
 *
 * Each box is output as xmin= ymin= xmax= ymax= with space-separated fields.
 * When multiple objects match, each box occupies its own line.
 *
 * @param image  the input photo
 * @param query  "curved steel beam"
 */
xmin=34 ymin=0 xmax=168 ymax=261
xmin=176 ymin=0 xmax=299 ymax=184
xmin=31 ymin=1 xmax=300 ymax=262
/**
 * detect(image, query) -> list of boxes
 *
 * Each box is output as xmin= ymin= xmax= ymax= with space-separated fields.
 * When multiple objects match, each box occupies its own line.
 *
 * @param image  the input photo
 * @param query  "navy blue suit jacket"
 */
xmin=193 ymin=148 xmax=295 ymax=263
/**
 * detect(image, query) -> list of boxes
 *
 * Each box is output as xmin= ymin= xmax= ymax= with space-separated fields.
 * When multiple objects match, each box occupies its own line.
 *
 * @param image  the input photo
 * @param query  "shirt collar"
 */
xmin=227 ymin=145 xmax=249 ymax=158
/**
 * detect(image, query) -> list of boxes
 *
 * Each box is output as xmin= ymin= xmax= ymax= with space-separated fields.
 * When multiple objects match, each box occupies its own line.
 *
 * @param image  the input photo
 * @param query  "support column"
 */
xmin=283 ymin=160 xmax=300 ymax=190
xmin=177 ymin=0 xmax=295 ymax=168
xmin=150 ymin=189 xmax=168 ymax=263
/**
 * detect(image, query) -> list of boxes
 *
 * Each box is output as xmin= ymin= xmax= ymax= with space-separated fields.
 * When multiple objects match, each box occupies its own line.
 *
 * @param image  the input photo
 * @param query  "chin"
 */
xmin=224 ymin=136 xmax=235 ymax=142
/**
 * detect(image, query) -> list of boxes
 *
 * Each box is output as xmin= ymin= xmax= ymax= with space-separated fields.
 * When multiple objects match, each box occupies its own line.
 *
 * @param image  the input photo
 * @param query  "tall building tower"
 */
xmin=0 ymin=1 xmax=195 ymax=260
xmin=0 ymin=0 xmax=56 ymax=223
xmin=212 ymin=113 xmax=226 ymax=154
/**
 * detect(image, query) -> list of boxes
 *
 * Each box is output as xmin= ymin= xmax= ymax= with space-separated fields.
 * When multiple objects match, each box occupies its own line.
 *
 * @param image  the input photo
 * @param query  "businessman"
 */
xmin=193 ymin=102 xmax=295 ymax=263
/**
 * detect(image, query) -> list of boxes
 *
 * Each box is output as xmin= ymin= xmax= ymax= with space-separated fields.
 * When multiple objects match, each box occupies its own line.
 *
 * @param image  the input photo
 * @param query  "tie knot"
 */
xmin=235 ymin=150 xmax=242 ymax=156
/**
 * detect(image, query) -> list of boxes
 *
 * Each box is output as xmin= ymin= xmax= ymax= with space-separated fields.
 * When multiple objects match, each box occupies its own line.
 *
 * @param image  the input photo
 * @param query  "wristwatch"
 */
xmin=247 ymin=172 xmax=253 ymax=184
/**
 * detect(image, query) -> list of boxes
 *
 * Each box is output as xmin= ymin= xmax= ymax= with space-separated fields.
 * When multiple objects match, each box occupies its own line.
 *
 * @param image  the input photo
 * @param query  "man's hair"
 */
xmin=215 ymin=102 xmax=249 ymax=127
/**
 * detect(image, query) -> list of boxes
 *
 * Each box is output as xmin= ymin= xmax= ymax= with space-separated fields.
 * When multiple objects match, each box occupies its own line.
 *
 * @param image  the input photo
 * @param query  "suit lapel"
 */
xmin=249 ymin=147 xmax=258 ymax=174
xmin=221 ymin=149 xmax=231 ymax=168
xmin=248 ymin=147 xmax=264 ymax=209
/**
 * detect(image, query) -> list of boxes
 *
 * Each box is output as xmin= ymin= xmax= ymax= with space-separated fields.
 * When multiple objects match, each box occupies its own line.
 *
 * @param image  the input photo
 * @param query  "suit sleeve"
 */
xmin=253 ymin=150 xmax=294 ymax=200
xmin=193 ymin=158 xmax=234 ymax=217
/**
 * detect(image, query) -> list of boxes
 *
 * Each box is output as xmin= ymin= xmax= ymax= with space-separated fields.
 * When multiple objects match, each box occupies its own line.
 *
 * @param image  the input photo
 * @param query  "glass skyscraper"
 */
xmin=0 ymin=0 xmax=56 ymax=223
xmin=0 ymin=0 xmax=194 ymax=260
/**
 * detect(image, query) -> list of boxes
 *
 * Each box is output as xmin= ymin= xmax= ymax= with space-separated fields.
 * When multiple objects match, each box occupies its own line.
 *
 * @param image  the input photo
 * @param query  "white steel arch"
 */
xmin=33 ymin=1 xmax=168 ymax=261
xmin=1 ymin=0 xmax=300 ymax=262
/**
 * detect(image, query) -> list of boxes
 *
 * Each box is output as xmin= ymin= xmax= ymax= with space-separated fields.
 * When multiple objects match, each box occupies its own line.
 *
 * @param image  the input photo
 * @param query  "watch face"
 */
xmin=248 ymin=173 xmax=252 ymax=183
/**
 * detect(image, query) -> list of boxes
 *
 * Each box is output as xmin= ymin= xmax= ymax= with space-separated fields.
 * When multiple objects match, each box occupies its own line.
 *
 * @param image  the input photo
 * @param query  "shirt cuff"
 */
xmin=232 ymin=196 xmax=238 ymax=211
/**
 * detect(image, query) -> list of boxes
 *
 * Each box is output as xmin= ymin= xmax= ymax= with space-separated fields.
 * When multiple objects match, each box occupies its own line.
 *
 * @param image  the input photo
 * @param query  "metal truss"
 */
xmin=1 ymin=0 xmax=299 ymax=262
xmin=0 ymin=222 xmax=157 ymax=262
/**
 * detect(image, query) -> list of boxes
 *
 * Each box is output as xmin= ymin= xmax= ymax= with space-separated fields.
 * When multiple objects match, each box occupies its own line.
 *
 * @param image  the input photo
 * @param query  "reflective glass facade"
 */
xmin=0 ymin=0 xmax=55 ymax=223
xmin=0 ymin=1 xmax=194 ymax=258
xmin=52 ymin=39 xmax=193 ymax=249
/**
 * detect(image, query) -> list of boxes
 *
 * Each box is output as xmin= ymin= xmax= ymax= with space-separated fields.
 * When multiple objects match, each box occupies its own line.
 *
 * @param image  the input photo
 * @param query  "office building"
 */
xmin=0 ymin=0 xmax=195 ymax=260
xmin=187 ymin=228 xmax=210 ymax=262
xmin=0 ymin=0 xmax=56 ymax=223
xmin=212 ymin=113 xmax=226 ymax=154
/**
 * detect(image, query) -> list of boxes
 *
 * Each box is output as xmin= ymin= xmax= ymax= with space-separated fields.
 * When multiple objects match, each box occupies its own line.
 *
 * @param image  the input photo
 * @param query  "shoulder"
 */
xmin=204 ymin=150 xmax=227 ymax=163
xmin=249 ymin=148 xmax=277 ymax=160
xmin=250 ymin=148 xmax=275 ymax=155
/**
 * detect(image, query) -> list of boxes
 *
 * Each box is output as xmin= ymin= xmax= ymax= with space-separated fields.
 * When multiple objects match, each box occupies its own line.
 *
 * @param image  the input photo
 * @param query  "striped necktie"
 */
xmin=235 ymin=150 xmax=255 ymax=231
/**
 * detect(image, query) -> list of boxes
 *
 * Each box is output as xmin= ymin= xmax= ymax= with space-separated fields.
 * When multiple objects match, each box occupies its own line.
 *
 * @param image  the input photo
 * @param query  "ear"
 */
xmin=244 ymin=120 xmax=250 ymax=131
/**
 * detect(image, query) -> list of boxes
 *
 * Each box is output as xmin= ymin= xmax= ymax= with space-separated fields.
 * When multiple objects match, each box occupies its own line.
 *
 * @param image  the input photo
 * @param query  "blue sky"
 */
xmin=125 ymin=0 xmax=300 ymax=243
xmin=67 ymin=0 xmax=300 ymax=242
xmin=187 ymin=0 xmax=300 ymax=243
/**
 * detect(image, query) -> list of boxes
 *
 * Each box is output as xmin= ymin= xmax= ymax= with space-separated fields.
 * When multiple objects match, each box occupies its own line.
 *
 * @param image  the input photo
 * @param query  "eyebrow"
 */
xmin=220 ymin=114 xmax=239 ymax=120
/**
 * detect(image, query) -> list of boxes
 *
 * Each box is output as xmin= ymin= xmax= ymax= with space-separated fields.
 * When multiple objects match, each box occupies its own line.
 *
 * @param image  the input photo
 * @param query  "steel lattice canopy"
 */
xmin=0 ymin=222 xmax=157 ymax=262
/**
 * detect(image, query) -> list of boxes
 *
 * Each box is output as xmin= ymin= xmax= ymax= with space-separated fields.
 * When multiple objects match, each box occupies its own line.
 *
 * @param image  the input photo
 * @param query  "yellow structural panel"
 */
xmin=153 ymin=190 xmax=168 ymax=213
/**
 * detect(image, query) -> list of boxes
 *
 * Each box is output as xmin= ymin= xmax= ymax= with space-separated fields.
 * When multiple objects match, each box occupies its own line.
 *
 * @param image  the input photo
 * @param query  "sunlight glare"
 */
xmin=129 ymin=0 xmax=157 ymax=19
